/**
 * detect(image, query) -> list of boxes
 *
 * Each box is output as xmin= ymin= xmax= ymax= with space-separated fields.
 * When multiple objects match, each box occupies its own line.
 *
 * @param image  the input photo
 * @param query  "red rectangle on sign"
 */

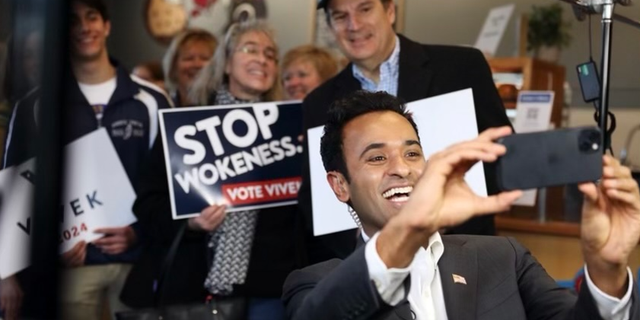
xmin=221 ymin=176 xmax=302 ymax=206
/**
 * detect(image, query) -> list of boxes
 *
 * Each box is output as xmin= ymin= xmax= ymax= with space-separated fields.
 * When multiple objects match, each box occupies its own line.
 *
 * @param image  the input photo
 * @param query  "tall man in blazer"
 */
xmin=298 ymin=0 xmax=512 ymax=262
xmin=283 ymin=91 xmax=640 ymax=320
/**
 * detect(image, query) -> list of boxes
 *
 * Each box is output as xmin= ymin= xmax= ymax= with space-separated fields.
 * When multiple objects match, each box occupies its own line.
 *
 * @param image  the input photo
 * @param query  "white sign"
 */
xmin=512 ymin=91 xmax=555 ymax=206
xmin=0 ymin=128 xmax=137 ymax=278
xmin=0 ymin=159 xmax=35 ymax=279
xmin=474 ymin=4 xmax=516 ymax=57
xmin=309 ymin=89 xmax=487 ymax=236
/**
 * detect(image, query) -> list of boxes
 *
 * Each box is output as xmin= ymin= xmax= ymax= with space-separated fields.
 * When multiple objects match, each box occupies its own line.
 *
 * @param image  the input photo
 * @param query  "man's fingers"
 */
xmin=440 ymin=140 xmax=507 ymax=158
xmin=93 ymin=227 xmax=125 ymax=235
xmin=441 ymin=149 xmax=501 ymax=168
xmin=427 ymin=149 xmax=500 ymax=180
xmin=63 ymin=241 xmax=85 ymax=256
xmin=603 ymin=161 xmax=631 ymax=180
xmin=62 ymin=241 xmax=86 ymax=267
xmin=477 ymin=126 xmax=513 ymax=141
xmin=602 ymin=177 xmax=640 ymax=193
xmin=100 ymin=244 xmax=126 ymax=255
xmin=473 ymin=190 xmax=522 ymax=214
xmin=93 ymin=236 xmax=123 ymax=246
xmin=201 ymin=204 xmax=226 ymax=216
xmin=578 ymin=182 xmax=599 ymax=202
xmin=201 ymin=205 xmax=227 ymax=221
xmin=605 ymin=188 xmax=640 ymax=205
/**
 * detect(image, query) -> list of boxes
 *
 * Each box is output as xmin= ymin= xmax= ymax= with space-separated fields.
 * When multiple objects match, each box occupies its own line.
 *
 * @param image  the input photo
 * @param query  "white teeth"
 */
xmin=390 ymin=195 xmax=409 ymax=203
xmin=382 ymin=186 xmax=413 ymax=199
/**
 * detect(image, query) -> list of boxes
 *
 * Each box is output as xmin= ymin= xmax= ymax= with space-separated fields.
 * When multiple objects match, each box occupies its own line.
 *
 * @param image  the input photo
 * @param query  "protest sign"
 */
xmin=309 ymin=89 xmax=487 ymax=236
xmin=159 ymin=102 xmax=303 ymax=219
xmin=0 ymin=128 xmax=138 ymax=278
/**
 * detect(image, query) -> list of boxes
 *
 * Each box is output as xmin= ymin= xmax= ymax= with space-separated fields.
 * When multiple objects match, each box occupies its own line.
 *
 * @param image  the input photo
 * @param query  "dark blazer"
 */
xmin=298 ymin=35 xmax=512 ymax=263
xmin=283 ymin=235 xmax=639 ymax=320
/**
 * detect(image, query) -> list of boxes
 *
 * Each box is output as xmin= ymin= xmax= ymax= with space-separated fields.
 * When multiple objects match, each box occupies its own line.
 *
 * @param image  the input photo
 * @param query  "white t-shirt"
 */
xmin=78 ymin=77 xmax=117 ymax=106
xmin=78 ymin=77 xmax=116 ymax=127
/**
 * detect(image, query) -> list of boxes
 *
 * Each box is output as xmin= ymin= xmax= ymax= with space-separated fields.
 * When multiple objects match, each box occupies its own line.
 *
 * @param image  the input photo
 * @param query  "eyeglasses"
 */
xmin=235 ymin=44 xmax=278 ymax=62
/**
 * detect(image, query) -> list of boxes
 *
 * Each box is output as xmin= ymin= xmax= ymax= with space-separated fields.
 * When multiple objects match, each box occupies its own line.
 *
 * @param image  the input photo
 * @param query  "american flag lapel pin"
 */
xmin=452 ymin=274 xmax=467 ymax=285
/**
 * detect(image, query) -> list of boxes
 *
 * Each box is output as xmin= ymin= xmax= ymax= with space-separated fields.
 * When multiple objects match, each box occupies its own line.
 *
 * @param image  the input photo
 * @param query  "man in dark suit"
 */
xmin=283 ymin=91 xmax=640 ymax=320
xmin=299 ymin=0 xmax=511 ymax=262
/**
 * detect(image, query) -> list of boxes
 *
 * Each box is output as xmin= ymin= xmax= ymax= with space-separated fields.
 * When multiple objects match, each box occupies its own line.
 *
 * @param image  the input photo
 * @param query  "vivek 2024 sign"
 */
xmin=159 ymin=102 xmax=303 ymax=219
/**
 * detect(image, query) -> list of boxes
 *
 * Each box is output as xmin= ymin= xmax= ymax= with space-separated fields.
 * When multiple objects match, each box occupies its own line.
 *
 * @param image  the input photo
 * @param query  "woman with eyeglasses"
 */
xmin=190 ymin=20 xmax=282 ymax=105
xmin=121 ymin=20 xmax=296 ymax=320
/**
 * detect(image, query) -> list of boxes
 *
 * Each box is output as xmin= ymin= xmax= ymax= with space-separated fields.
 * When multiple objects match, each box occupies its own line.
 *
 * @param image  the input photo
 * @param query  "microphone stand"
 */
xmin=559 ymin=0 xmax=640 ymax=153
xmin=600 ymin=0 xmax=614 ymax=154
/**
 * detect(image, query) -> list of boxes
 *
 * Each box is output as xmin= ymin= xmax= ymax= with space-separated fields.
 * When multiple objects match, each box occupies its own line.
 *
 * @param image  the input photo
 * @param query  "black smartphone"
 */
xmin=496 ymin=127 xmax=603 ymax=191
xmin=577 ymin=61 xmax=601 ymax=103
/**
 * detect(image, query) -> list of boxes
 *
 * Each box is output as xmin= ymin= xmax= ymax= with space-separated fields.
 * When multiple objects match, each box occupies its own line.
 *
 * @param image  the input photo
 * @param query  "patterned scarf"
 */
xmin=204 ymin=87 xmax=261 ymax=295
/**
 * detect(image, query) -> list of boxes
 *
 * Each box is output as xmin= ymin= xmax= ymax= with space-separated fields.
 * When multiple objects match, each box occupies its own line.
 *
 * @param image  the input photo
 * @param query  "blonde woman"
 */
xmin=162 ymin=29 xmax=217 ymax=106
xmin=281 ymin=45 xmax=338 ymax=100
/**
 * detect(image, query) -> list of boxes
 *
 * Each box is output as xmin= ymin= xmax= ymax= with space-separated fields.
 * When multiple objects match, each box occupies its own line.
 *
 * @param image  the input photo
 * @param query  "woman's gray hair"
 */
xmin=189 ymin=19 xmax=282 ymax=105
xmin=162 ymin=29 xmax=217 ymax=95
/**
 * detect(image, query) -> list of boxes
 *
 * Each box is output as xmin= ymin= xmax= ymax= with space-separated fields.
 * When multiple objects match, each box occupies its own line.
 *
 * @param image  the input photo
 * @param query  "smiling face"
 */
xmin=174 ymin=39 xmax=214 ymax=94
xmin=282 ymin=59 xmax=322 ymax=100
xmin=225 ymin=31 xmax=278 ymax=100
xmin=69 ymin=2 xmax=110 ymax=62
xmin=327 ymin=0 xmax=396 ymax=70
xmin=328 ymin=111 xmax=425 ymax=234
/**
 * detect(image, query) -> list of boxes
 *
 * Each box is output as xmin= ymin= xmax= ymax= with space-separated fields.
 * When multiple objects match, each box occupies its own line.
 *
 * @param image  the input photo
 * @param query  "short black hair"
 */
xmin=71 ymin=0 xmax=109 ymax=21
xmin=320 ymin=90 xmax=419 ymax=181
xmin=322 ymin=0 xmax=393 ymax=27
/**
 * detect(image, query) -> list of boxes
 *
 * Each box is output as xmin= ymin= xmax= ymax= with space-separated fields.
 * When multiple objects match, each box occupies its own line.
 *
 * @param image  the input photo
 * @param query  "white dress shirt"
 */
xmin=364 ymin=231 xmax=633 ymax=320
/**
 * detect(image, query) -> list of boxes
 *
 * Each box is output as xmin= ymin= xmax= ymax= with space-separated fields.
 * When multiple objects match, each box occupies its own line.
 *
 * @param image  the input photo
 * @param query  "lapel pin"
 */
xmin=452 ymin=274 xmax=467 ymax=285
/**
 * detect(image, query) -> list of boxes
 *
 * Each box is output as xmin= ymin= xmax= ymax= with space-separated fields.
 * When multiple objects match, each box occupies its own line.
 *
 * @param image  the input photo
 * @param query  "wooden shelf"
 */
xmin=496 ymin=216 xmax=580 ymax=237
xmin=488 ymin=57 xmax=566 ymax=128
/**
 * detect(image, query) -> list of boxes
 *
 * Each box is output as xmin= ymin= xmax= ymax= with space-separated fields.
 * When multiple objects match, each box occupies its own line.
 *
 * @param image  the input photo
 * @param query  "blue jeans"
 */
xmin=247 ymin=298 xmax=285 ymax=320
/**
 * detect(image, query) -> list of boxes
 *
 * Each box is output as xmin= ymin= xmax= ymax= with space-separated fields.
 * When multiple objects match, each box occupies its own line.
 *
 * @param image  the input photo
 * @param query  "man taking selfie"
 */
xmin=284 ymin=91 xmax=640 ymax=320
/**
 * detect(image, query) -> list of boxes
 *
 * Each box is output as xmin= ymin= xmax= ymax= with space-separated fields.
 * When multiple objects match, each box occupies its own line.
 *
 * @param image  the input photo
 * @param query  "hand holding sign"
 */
xmin=61 ymin=241 xmax=87 ymax=268
xmin=93 ymin=226 xmax=137 ymax=255
xmin=188 ymin=204 xmax=227 ymax=232
xmin=159 ymin=102 xmax=303 ymax=219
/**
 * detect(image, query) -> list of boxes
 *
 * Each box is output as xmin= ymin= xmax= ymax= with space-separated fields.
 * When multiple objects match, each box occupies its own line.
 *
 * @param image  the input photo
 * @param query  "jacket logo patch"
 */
xmin=111 ymin=120 xmax=144 ymax=140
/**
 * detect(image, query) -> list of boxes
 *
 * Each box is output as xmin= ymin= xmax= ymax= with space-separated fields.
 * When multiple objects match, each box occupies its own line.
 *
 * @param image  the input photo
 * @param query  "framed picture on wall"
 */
xmin=144 ymin=0 xmax=269 ymax=45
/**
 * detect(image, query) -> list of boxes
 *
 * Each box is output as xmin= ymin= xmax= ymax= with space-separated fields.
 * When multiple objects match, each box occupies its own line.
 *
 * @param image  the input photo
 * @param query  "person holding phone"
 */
xmin=283 ymin=91 xmax=640 ymax=320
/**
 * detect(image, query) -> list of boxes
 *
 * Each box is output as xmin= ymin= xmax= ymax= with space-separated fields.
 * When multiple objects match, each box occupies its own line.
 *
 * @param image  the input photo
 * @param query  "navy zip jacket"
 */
xmin=3 ymin=59 xmax=171 ymax=264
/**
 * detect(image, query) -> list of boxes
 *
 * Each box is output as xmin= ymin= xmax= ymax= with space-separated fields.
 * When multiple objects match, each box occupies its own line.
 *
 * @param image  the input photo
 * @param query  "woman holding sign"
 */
xmin=121 ymin=20 xmax=298 ymax=320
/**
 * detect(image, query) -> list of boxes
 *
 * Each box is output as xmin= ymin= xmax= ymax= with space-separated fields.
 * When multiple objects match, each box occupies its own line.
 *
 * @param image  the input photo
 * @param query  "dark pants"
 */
xmin=247 ymin=298 xmax=285 ymax=320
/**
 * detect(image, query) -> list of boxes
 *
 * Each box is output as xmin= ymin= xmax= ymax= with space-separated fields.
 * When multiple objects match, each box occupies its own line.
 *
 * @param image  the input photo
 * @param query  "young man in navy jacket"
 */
xmin=0 ymin=0 xmax=171 ymax=319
